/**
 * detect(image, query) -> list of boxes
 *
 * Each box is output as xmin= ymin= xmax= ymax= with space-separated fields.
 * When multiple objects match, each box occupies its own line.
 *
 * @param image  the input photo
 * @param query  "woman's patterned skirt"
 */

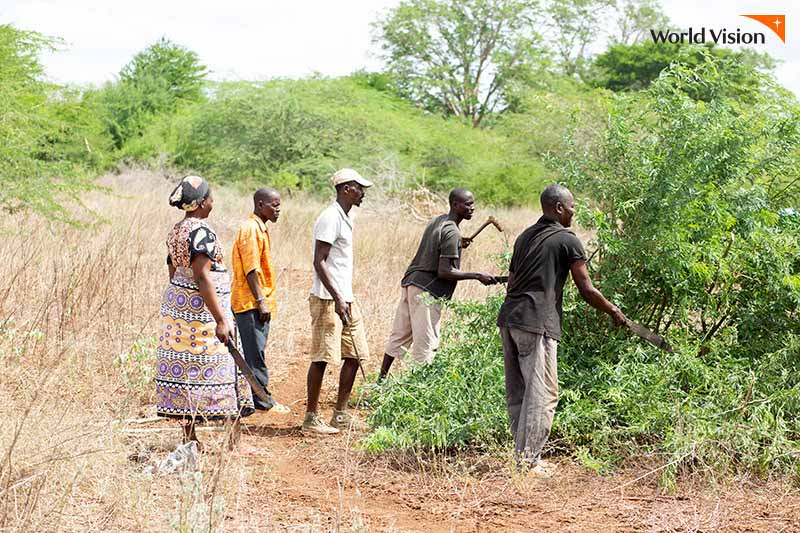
xmin=155 ymin=266 xmax=254 ymax=419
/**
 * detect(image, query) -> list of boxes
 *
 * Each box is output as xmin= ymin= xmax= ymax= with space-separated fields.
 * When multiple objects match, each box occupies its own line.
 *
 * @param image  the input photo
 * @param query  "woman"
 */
xmin=155 ymin=175 xmax=254 ymax=447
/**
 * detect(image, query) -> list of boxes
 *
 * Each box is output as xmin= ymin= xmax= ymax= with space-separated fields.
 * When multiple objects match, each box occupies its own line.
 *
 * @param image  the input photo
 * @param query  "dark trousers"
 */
xmin=235 ymin=309 xmax=275 ymax=410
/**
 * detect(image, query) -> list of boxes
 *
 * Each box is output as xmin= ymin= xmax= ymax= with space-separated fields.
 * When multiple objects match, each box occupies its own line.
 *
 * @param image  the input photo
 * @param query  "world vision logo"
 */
xmin=741 ymin=15 xmax=785 ymax=43
xmin=650 ymin=14 xmax=786 ymax=45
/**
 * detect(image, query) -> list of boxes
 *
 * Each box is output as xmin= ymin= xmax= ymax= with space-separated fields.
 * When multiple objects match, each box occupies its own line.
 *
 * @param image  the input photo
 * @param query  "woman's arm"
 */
xmin=191 ymin=255 xmax=230 ymax=343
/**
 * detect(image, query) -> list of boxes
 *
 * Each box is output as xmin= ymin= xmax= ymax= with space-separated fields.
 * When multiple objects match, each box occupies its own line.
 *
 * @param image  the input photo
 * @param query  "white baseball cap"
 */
xmin=330 ymin=168 xmax=373 ymax=188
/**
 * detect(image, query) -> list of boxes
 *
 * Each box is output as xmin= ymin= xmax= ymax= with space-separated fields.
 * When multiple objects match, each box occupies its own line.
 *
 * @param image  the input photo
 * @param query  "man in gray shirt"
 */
xmin=380 ymin=188 xmax=497 ymax=379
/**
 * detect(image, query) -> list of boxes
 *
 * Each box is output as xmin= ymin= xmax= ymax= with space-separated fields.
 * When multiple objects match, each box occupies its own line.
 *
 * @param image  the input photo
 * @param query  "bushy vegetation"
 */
xmin=101 ymin=37 xmax=207 ymax=149
xmin=363 ymin=296 xmax=509 ymax=452
xmin=0 ymin=25 xmax=104 ymax=220
xmin=6 ymin=0 xmax=800 ymax=482
xmin=126 ymin=76 xmax=555 ymax=203
xmin=365 ymin=55 xmax=800 ymax=483
xmin=588 ymin=42 xmax=775 ymax=93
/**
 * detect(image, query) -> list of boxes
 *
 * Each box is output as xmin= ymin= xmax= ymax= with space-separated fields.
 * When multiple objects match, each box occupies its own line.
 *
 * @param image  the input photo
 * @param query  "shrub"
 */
xmin=0 ymin=25 xmax=100 ymax=221
xmin=365 ymin=52 xmax=800 ymax=482
xmin=363 ymin=296 xmax=509 ymax=452
xmin=101 ymin=37 xmax=207 ymax=149
xmin=152 ymin=77 xmax=550 ymax=202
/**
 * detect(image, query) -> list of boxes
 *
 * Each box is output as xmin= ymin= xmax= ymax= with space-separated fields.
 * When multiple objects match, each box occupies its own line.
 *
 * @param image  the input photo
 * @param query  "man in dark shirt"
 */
xmin=497 ymin=184 xmax=626 ymax=473
xmin=380 ymin=188 xmax=496 ymax=379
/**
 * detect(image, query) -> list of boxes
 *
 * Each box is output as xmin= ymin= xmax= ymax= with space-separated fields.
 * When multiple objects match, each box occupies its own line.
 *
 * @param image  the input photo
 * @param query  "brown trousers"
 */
xmin=499 ymin=326 xmax=559 ymax=463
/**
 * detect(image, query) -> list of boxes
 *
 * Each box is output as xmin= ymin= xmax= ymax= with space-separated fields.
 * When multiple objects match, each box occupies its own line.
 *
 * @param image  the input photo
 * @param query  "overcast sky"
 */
xmin=2 ymin=0 xmax=799 ymax=94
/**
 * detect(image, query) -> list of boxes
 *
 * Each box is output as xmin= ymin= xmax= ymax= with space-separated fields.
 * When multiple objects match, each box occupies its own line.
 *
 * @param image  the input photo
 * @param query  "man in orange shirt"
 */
xmin=231 ymin=187 xmax=289 ymax=414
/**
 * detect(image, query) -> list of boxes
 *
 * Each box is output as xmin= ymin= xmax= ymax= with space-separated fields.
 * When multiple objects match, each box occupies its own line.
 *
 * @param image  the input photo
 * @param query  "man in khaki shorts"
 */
xmin=303 ymin=168 xmax=372 ymax=435
xmin=379 ymin=188 xmax=497 ymax=379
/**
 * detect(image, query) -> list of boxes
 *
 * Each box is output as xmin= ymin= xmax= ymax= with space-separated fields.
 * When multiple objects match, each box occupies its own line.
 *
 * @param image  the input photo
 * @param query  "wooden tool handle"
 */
xmin=467 ymin=220 xmax=493 ymax=240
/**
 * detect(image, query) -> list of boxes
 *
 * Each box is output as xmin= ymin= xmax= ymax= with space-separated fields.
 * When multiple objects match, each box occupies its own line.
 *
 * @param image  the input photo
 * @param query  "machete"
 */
xmin=226 ymin=339 xmax=271 ymax=403
xmin=493 ymin=277 xmax=673 ymax=352
xmin=624 ymin=319 xmax=674 ymax=353
xmin=342 ymin=314 xmax=367 ymax=381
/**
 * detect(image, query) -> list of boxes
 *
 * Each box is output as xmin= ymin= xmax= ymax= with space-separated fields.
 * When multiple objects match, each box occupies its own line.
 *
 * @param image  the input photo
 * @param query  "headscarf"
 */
xmin=169 ymin=175 xmax=210 ymax=211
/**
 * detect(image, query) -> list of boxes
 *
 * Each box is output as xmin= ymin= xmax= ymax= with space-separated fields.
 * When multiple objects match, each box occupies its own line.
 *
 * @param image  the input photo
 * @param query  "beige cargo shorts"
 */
xmin=309 ymin=295 xmax=369 ymax=363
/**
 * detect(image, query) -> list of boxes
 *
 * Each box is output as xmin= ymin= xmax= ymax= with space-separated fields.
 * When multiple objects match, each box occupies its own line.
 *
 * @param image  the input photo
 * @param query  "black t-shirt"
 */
xmin=401 ymin=214 xmax=462 ymax=299
xmin=497 ymin=217 xmax=586 ymax=340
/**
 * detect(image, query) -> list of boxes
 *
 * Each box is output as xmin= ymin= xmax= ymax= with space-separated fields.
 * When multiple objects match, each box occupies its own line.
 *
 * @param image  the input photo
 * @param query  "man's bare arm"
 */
xmin=437 ymin=257 xmax=495 ymax=285
xmin=246 ymin=269 xmax=271 ymax=322
xmin=570 ymin=260 xmax=626 ymax=326
xmin=313 ymin=240 xmax=349 ymax=320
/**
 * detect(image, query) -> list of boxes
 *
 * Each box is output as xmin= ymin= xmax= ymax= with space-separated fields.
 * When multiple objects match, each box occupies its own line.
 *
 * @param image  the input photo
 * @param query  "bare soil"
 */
xmin=5 ymin=171 xmax=799 ymax=532
xmin=212 ymin=346 xmax=800 ymax=533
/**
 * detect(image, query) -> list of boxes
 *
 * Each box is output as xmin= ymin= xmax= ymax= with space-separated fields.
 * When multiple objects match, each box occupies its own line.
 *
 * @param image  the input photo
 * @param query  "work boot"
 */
xmin=330 ymin=409 xmax=367 ymax=431
xmin=302 ymin=412 xmax=339 ymax=435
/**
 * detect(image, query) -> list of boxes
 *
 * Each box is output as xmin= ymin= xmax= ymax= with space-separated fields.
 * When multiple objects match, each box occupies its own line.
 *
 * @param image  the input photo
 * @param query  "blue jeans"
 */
xmin=235 ymin=309 xmax=275 ymax=410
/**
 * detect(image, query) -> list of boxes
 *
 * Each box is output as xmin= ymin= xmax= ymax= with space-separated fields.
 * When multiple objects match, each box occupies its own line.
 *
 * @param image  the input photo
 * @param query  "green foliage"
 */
xmin=366 ymin=294 xmax=800 ymax=481
xmin=497 ymin=80 xmax=612 ymax=159
xmin=364 ymin=297 xmax=509 ymax=452
xmin=101 ymin=37 xmax=207 ymax=148
xmin=565 ymin=52 xmax=800 ymax=357
xmin=46 ymin=87 xmax=116 ymax=170
xmin=557 ymin=50 xmax=800 ymax=478
xmin=375 ymin=0 xmax=544 ymax=126
xmin=0 ymin=25 xmax=99 ymax=221
xmin=119 ymin=36 xmax=207 ymax=103
xmin=366 ymin=52 xmax=800 ymax=482
xmin=131 ymin=76 xmax=550 ymax=204
xmin=589 ymin=42 xmax=776 ymax=94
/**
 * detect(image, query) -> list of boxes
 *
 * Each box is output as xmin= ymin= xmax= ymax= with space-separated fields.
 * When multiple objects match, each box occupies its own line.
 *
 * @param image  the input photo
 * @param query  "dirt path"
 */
xmin=224 ymin=354 xmax=800 ymax=532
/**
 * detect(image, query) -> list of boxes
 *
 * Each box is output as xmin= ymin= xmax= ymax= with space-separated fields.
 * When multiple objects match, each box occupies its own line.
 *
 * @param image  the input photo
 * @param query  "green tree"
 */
xmin=589 ymin=42 xmax=776 ymax=94
xmin=119 ymin=36 xmax=207 ymax=103
xmin=611 ymin=0 xmax=668 ymax=45
xmin=374 ymin=0 xmax=544 ymax=126
xmin=102 ymin=37 xmax=206 ymax=148
xmin=564 ymin=52 xmax=800 ymax=356
xmin=0 ymin=25 xmax=98 ymax=220
xmin=544 ymin=0 xmax=615 ymax=77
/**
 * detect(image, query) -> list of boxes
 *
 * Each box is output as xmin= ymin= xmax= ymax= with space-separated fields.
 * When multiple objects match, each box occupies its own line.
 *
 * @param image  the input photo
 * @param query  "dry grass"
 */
xmin=0 ymin=170 xmax=530 ymax=531
xmin=4 ymin=171 xmax=797 ymax=532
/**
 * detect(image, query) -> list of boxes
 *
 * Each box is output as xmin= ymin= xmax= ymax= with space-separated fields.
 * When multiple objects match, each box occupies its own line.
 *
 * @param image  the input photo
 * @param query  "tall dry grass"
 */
xmin=0 ymin=170 xmax=540 ymax=531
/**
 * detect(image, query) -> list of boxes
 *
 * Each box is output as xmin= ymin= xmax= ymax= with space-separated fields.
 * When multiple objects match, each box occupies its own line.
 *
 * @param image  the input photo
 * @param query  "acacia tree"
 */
xmin=103 ymin=37 xmax=207 ymax=147
xmin=375 ymin=0 xmax=543 ymax=127
xmin=563 ymin=52 xmax=800 ymax=356
xmin=611 ymin=0 xmax=668 ymax=45
xmin=544 ymin=0 xmax=615 ymax=77
xmin=0 ymin=25 xmax=98 ymax=221
xmin=119 ymin=36 xmax=207 ymax=103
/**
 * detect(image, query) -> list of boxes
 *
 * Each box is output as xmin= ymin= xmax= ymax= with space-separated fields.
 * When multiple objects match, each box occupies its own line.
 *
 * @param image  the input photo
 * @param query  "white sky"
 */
xmin=2 ymin=0 xmax=799 ymax=94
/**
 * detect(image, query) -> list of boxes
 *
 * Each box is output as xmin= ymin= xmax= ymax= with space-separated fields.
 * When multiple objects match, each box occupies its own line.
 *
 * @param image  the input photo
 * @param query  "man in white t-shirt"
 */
xmin=302 ymin=168 xmax=373 ymax=435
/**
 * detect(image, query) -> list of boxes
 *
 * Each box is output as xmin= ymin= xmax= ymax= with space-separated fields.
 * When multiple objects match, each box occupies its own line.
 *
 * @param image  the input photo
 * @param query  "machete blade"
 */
xmin=625 ymin=319 xmax=674 ymax=353
xmin=226 ymin=340 xmax=271 ymax=403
